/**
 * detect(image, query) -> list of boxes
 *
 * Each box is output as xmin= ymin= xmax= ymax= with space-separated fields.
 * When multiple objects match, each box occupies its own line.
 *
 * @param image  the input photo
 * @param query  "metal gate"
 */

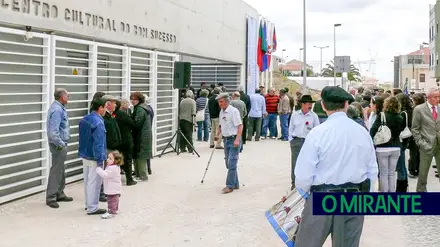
xmin=0 ymin=26 xmax=179 ymax=204
xmin=191 ymin=64 xmax=242 ymax=91
xmin=128 ymin=48 xmax=156 ymax=153
xmin=0 ymin=27 xmax=51 ymax=204
xmin=52 ymin=36 xmax=94 ymax=183
xmin=154 ymin=52 xmax=178 ymax=155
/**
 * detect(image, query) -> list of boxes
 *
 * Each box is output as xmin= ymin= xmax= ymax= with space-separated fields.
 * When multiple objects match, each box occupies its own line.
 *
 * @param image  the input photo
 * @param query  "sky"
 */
xmin=243 ymin=0 xmax=433 ymax=82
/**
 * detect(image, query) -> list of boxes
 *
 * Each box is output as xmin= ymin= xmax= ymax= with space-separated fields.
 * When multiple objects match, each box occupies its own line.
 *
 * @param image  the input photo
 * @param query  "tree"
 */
xmin=321 ymin=61 xmax=362 ymax=82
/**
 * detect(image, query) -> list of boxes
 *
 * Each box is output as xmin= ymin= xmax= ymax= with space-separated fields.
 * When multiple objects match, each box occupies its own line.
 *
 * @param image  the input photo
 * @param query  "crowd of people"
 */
xmin=180 ymin=82 xmax=439 ymax=196
xmin=46 ymin=89 xmax=155 ymax=218
xmin=177 ymin=82 xmax=303 ymax=153
xmin=44 ymin=81 xmax=439 ymax=223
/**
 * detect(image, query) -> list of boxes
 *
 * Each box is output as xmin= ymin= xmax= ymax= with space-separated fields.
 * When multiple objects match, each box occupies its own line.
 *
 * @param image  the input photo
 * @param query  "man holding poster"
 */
xmin=294 ymin=86 xmax=378 ymax=247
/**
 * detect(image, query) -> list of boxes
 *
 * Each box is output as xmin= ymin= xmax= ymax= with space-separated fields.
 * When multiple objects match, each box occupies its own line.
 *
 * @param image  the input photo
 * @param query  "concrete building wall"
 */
xmin=430 ymin=4 xmax=436 ymax=83
xmin=435 ymin=2 xmax=440 ymax=78
xmin=0 ymin=0 xmax=259 ymax=65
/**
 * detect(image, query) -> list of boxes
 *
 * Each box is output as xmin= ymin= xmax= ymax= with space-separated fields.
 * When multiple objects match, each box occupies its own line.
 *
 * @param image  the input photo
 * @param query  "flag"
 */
xmin=266 ymin=22 xmax=272 ymax=70
xmin=257 ymin=20 xmax=264 ymax=72
xmin=272 ymin=26 xmax=277 ymax=53
xmin=262 ymin=21 xmax=268 ymax=71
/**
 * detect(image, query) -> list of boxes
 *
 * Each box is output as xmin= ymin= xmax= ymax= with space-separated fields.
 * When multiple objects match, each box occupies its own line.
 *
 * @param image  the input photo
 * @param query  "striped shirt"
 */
xmin=265 ymin=94 xmax=280 ymax=114
xmin=196 ymin=97 xmax=210 ymax=116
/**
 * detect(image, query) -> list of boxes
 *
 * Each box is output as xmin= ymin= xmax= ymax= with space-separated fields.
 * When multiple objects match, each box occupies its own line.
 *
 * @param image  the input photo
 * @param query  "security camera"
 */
xmin=24 ymin=26 xmax=33 ymax=41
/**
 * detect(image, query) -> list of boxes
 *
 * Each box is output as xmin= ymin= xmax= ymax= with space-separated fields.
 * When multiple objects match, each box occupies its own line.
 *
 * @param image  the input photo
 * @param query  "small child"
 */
xmin=96 ymin=151 xmax=123 ymax=219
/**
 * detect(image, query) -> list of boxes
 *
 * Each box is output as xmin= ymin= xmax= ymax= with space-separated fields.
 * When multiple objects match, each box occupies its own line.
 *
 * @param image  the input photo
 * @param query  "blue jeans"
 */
xmin=224 ymin=138 xmax=241 ymax=189
xmin=279 ymin=114 xmax=289 ymax=140
xmin=82 ymin=159 xmax=103 ymax=213
xmin=396 ymin=148 xmax=407 ymax=180
xmin=262 ymin=113 xmax=278 ymax=137
xmin=197 ymin=115 xmax=210 ymax=141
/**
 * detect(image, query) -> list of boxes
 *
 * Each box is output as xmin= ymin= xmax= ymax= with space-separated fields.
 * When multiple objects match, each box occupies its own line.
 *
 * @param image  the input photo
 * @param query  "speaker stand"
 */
xmin=158 ymin=93 xmax=200 ymax=158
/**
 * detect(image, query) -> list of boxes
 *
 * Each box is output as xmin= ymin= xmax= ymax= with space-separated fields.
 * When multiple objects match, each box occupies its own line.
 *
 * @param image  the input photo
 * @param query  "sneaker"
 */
xmin=101 ymin=212 xmax=114 ymax=219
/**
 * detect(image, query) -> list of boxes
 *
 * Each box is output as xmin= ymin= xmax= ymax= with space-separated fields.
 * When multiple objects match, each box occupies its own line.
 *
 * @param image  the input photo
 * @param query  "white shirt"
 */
xmin=427 ymin=102 xmax=439 ymax=113
xmin=288 ymin=110 xmax=320 ymax=141
xmin=368 ymin=112 xmax=376 ymax=130
xmin=295 ymin=112 xmax=378 ymax=192
xmin=219 ymin=105 xmax=242 ymax=137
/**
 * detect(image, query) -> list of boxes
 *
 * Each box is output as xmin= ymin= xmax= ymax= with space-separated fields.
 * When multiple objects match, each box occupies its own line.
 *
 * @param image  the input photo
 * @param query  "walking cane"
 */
xmin=200 ymin=137 xmax=222 ymax=184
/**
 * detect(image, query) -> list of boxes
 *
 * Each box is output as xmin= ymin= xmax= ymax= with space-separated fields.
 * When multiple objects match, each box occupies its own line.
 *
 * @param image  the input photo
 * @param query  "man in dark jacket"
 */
xmin=313 ymin=99 xmax=328 ymax=123
xmin=115 ymin=99 xmax=137 ymax=186
xmin=102 ymin=95 xmax=122 ymax=151
xmin=239 ymin=86 xmax=251 ymax=144
xmin=285 ymin=88 xmax=295 ymax=126
xmin=208 ymin=87 xmax=223 ymax=149
xmin=130 ymin=92 xmax=153 ymax=181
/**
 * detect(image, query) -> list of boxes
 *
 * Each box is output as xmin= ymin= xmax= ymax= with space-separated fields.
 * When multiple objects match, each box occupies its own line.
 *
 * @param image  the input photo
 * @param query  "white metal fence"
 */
xmin=0 ymin=27 xmax=179 ymax=204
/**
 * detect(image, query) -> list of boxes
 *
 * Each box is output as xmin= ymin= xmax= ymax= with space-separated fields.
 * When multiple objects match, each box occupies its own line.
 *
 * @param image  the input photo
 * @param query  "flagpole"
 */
xmin=302 ymin=0 xmax=307 ymax=89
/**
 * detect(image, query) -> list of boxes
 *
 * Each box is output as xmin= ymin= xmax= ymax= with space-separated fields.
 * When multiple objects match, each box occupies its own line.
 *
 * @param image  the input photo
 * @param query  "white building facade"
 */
xmin=0 ymin=0 xmax=263 ymax=203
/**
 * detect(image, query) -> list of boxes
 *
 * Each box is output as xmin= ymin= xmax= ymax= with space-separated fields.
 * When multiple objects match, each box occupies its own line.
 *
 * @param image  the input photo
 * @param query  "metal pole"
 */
xmin=314 ymin=46 xmax=328 ymax=76
xmin=333 ymin=25 xmax=336 ymax=85
xmin=302 ymin=0 xmax=307 ymax=87
xmin=281 ymin=49 xmax=286 ymax=76
xmin=320 ymin=49 xmax=322 ymax=75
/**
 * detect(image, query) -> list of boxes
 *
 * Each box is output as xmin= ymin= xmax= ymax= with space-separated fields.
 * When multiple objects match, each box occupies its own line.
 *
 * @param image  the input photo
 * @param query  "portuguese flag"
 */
xmin=257 ymin=20 xmax=266 ymax=72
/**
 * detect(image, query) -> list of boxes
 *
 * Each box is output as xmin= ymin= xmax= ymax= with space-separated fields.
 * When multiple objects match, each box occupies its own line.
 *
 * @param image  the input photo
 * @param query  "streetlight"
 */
xmin=281 ymin=49 xmax=287 ymax=76
xmin=302 ymin=0 xmax=307 ymax=87
xmin=283 ymin=56 xmax=289 ymax=76
xmin=333 ymin=23 xmax=342 ymax=85
xmin=314 ymin=45 xmax=329 ymax=76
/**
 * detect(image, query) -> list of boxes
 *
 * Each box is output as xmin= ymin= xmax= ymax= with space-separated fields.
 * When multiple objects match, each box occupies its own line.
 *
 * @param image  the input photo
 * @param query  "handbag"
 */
xmin=195 ymin=99 xmax=208 ymax=122
xmin=373 ymin=112 xmax=392 ymax=145
xmin=399 ymin=111 xmax=412 ymax=140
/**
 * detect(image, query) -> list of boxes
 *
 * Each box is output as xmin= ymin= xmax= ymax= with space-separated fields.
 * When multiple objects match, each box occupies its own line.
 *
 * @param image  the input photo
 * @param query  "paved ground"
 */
xmin=0 ymin=138 xmax=439 ymax=247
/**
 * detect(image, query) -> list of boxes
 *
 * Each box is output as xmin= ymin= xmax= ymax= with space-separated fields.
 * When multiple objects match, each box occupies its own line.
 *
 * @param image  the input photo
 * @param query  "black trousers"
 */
xmin=121 ymin=149 xmax=134 ymax=182
xmin=242 ymin=117 xmax=248 ymax=144
xmin=408 ymin=138 xmax=420 ymax=175
xmin=179 ymin=120 xmax=194 ymax=152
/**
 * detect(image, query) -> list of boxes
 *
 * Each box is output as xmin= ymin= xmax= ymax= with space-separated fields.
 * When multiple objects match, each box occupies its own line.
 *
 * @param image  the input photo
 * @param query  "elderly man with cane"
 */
xmin=214 ymin=92 xmax=243 ymax=194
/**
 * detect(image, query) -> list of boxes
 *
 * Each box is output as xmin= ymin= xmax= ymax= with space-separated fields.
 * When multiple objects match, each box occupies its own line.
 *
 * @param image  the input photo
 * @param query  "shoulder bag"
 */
xmin=195 ymin=99 xmax=208 ymax=122
xmin=373 ymin=112 xmax=392 ymax=145
xmin=399 ymin=111 xmax=412 ymax=140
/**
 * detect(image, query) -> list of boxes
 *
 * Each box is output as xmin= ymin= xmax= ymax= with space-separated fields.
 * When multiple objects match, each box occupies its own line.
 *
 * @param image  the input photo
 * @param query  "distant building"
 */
xmin=280 ymin=59 xmax=313 ymax=76
xmin=429 ymin=4 xmax=437 ymax=87
xmin=393 ymin=46 xmax=434 ymax=91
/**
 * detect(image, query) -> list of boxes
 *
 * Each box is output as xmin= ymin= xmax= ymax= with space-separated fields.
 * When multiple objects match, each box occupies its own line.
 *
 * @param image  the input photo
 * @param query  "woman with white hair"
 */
xmin=195 ymin=89 xmax=210 ymax=142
